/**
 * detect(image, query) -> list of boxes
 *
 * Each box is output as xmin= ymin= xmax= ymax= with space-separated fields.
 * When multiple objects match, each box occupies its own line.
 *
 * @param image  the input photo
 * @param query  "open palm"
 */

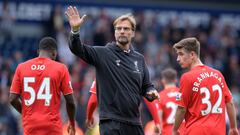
xmin=65 ymin=6 xmax=86 ymax=31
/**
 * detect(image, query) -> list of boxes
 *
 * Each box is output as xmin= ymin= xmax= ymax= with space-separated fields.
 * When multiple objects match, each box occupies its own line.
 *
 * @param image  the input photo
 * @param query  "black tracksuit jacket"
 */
xmin=69 ymin=33 xmax=155 ymax=125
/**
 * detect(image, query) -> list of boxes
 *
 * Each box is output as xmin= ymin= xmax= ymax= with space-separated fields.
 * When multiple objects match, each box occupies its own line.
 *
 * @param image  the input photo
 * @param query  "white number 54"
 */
xmin=24 ymin=77 xmax=52 ymax=106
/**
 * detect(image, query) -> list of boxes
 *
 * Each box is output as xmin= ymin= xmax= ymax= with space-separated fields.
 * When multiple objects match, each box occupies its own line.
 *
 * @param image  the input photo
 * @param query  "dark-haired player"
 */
xmin=10 ymin=37 xmax=76 ymax=135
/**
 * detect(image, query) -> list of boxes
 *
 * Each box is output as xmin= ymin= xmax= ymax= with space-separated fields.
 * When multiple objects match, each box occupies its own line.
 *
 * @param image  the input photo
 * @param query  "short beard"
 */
xmin=117 ymin=36 xmax=129 ymax=45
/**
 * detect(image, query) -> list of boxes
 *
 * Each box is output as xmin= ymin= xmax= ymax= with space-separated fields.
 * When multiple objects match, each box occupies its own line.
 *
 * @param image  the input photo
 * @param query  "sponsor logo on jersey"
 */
xmin=176 ymin=93 xmax=182 ymax=101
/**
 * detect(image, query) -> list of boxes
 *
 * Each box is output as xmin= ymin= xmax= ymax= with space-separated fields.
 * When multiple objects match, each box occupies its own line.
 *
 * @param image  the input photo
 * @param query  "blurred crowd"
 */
xmin=0 ymin=2 xmax=240 ymax=135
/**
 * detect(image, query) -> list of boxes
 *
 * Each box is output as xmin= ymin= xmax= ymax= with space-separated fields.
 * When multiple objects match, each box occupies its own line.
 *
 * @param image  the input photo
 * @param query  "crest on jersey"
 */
xmin=116 ymin=60 xmax=121 ymax=66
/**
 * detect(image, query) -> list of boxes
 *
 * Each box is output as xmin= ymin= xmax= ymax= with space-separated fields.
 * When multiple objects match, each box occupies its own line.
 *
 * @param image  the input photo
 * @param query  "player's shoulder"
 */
xmin=207 ymin=66 xmax=222 ymax=74
xmin=181 ymin=66 xmax=207 ymax=79
xmin=170 ymin=86 xmax=180 ymax=92
xmin=159 ymin=90 xmax=165 ymax=96
xmin=50 ymin=60 xmax=68 ymax=69
xmin=159 ymin=88 xmax=167 ymax=94
xmin=161 ymin=87 xmax=179 ymax=95
xmin=180 ymin=71 xmax=191 ymax=80
xmin=179 ymin=72 xmax=195 ymax=85
xmin=16 ymin=58 xmax=35 ymax=69
xmin=203 ymin=65 xmax=224 ymax=79
xmin=159 ymin=91 xmax=168 ymax=101
xmin=50 ymin=59 xmax=64 ymax=66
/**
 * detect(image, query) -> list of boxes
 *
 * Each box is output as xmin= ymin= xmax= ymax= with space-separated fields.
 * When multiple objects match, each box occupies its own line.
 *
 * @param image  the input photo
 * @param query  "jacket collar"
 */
xmin=108 ymin=42 xmax=134 ymax=54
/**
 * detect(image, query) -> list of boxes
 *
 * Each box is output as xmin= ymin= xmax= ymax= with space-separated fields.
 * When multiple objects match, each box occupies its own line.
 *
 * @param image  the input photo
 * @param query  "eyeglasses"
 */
xmin=115 ymin=27 xmax=132 ymax=32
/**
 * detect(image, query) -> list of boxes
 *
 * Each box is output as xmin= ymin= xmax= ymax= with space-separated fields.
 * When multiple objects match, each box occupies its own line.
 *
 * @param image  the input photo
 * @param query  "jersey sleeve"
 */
xmin=158 ymin=92 xmax=164 ymax=110
xmin=86 ymin=93 xmax=98 ymax=120
xmin=10 ymin=65 xmax=22 ymax=94
xmin=89 ymin=80 xmax=96 ymax=94
xmin=219 ymin=73 xmax=233 ymax=103
xmin=176 ymin=74 xmax=192 ymax=108
xmin=144 ymin=98 xmax=160 ymax=124
xmin=61 ymin=65 xmax=73 ymax=95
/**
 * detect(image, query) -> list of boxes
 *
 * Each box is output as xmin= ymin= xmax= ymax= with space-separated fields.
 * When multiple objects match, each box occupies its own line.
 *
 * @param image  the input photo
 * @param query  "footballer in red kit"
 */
xmin=157 ymin=68 xmax=185 ymax=135
xmin=177 ymin=65 xmax=231 ymax=134
xmin=9 ymin=37 xmax=76 ymax=135
xmin=86 ymin=79 xmax=98 ymax=128
xmin=159 ymin=86 xmax=182 ymax=135
xmin=172 ymin=37 xmax=238 ymax=135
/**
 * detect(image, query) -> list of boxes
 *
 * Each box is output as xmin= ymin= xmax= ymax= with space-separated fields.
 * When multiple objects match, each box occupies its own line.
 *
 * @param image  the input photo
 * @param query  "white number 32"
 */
xmin=200 ymin=84 xmax=222 ymax=115
xmin=24 ymin=77 xmax=52 ymax=106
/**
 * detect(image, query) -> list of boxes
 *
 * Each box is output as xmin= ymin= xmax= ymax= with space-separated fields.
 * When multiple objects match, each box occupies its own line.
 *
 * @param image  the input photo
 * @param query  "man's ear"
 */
xmin=190 ymin=51 xmax=195 ymax=57
xmin=190 ymin=51 xmax=197 ymax=60
xmin=52 ymin=50 xmax=58 ymax=60
xmin=52 ymin=51 xmax=56 ymax=57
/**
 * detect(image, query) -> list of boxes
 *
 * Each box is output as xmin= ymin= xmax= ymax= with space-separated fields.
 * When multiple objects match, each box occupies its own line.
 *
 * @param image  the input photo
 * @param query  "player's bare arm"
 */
xmin=65 ymin=6 xmax=86 ymax=32
xmin=226 ymin=101 xmax=239 ymax=135
xmin=157 ymin=109 xmax=163 ymax=134
xmin=64 ymin=94 xmax=76 ymax=121
xmin=86 ymin=93 xmax=97 ymax=128
xmin=64 ymin=94 xmax=76 ymax=135
xmin=9 ymin=93 xmax=22 ymax=114
xmin=172 ymin=106 xmax=186 ymax=135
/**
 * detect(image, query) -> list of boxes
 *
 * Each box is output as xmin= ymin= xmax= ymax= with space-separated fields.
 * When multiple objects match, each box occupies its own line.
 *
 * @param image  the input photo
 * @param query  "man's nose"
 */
xmin=120 ymin=28 xmax=125 ymax=33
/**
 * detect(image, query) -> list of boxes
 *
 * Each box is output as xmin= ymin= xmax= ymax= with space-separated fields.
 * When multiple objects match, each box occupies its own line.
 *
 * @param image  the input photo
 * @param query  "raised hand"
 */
xmin=65 ymin=6 xmax=87 ymax=31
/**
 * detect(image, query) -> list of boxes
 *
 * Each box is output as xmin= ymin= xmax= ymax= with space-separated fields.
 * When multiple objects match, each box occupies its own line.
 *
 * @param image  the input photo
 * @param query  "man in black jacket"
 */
xmin=65 ymin=6 xmax=159 ymax=135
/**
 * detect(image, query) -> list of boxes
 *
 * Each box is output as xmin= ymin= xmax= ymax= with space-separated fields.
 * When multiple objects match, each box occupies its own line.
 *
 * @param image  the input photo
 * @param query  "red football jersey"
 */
xmin=87 ymin=80 xmax=98 ymax=121
xmin=177 ymin=65 xmax=232 ymax=135
xmin=159 ymin=86 xmax=184 ymax=135
xmin=10 ymin=57 xmax=73 ymax=135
